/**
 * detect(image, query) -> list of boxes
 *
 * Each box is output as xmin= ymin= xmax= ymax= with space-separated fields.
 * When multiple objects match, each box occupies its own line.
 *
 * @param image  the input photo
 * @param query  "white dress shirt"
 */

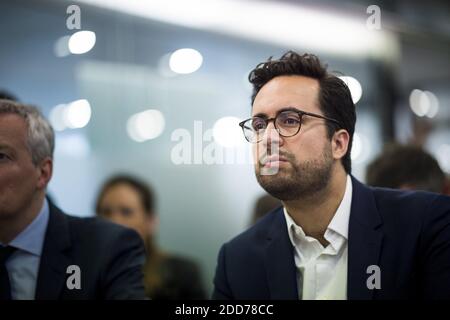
xmin=283 ymin=175 xmax=352 ymax=300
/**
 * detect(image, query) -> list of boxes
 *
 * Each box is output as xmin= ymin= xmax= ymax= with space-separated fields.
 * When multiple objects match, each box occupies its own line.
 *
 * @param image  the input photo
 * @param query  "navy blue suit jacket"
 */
xmin=34 ymin=201 xmax=147 ymax=300
xmin=213 ymin=177 xmax=450 ymax=300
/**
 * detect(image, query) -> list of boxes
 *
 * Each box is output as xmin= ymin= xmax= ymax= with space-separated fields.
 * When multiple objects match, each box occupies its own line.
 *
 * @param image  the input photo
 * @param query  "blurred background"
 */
xmin=1 ymin=0 xmax=449 ymax=295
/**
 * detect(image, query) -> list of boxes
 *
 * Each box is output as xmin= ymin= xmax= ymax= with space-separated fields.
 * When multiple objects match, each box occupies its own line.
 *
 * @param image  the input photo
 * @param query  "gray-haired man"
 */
xmin=0 ymin=100 xmax=146 ymax=300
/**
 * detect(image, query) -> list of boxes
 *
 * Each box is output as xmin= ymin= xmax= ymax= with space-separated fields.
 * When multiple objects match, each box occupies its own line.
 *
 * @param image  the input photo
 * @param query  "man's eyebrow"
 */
xmin=253 ymin=106 xmax=305 ymax=118
xmin=277 ymin=106 xmax=304 ymax=114
xmin=0 ymin=144 xmax=14 ymax=151
xmin=252 ymin=112 xmax=268 ymax=119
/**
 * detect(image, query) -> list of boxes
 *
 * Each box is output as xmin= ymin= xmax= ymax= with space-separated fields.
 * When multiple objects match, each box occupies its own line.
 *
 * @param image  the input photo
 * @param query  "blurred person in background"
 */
xmin=96 ymin=175 xmax=207 ymax=300
xmin=0 ymin=100 xmax=146 ymax=300
xmin=366 ymin=143 xmax=447 ymax=194
xmin=249 ymin=194 xmax=281 ymax=226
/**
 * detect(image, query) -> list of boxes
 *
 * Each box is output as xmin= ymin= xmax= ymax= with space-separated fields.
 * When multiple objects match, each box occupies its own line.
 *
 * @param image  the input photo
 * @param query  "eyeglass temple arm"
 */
xmin=300 ymin=111 xmax=342 ymax=127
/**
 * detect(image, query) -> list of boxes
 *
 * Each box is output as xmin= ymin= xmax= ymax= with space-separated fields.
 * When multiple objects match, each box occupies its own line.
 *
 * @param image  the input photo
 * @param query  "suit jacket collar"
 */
xmin=35 ymin=200 xmax=72 ymax=300
xmin=264 ymin=207 xmax=298 ymax=299
xmin=347 ymin=176 xmax=384 ymax=300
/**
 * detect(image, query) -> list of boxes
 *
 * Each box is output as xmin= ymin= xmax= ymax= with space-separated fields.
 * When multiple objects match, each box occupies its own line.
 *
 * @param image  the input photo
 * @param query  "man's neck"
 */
xmin=282 ymin=168 xmax=348 ymax=246
xmin=0 ymin=193 xmax=45 ymax=244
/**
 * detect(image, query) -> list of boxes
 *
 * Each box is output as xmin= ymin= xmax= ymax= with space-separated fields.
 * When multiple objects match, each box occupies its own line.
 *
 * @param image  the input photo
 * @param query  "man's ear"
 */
xmin=331 ymin=129 xmax=350 ymax=161
xmin=36 ymin=157 xmax=53 ymax=189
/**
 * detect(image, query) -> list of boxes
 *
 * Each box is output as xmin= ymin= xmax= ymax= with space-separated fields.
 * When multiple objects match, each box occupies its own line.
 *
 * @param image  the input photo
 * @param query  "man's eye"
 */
xmin=252 ymin=120 xmax=266 ymax=130
xmin=0 ymin=153 xmax=10 ymax=161
xmin=282 ymin=117 xmax=300 ymax=126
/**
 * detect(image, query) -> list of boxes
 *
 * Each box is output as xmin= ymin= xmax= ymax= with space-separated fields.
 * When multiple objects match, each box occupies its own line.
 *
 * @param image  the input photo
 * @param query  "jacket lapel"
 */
xmin=264 ymin=208 xmax=298 ymax=299
xmin=347 ymin=177 xmax=384 ymax=300
xmin=35 ymin=201 xmax=72 ymax=300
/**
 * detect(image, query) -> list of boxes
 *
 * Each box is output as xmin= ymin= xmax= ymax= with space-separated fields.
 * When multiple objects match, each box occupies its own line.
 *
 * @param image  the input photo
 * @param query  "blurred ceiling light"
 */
xmin=76 ymin=0 xmax=396 ymax=58
xmin=158 ymin=52 xmax=177 ymax=77
xmin=64 ymin=99 xmax=92 ymax=129
xmin=50 ymin=100 xmax=92 ymax=130
xmin=213 ymin=116 xmax=244 ymax=148
xmin=127 ymin=109 xmax=165 ymax=142
xmin=339 ymin=76 xmax=363 ymax=104
xmin=169 ymin=48 xmax=203 ymax=74
xmin=351 ymin=132 xmax=371 ymax=163
xmin=409 ymin=89 xmax=428 ymax=117
xmin=49 ymin=104 xmax=68 ymax=131
xmin=424 ymin=91 xmax=439 ymax=118
xmin=409 ymin=89 xmax=439 ymax=118
xmin=54 ymin=35 xmax=71 ymax=57
xmin=68 ymin=31 xmax=96 ymax=54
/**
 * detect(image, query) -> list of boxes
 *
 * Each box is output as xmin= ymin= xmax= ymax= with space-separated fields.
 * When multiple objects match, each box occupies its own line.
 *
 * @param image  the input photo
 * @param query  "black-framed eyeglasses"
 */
xmin=239 ymin=108 xmax=342 ymax=143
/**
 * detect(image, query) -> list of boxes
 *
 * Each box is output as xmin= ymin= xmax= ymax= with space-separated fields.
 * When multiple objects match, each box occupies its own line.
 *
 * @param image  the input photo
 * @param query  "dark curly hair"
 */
xmin=249 ymin=51 xmax=356 ymax=173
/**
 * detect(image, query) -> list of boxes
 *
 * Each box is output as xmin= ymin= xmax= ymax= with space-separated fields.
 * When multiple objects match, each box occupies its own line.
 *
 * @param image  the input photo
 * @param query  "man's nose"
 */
xmin=261 ymin=123 xmax=282 ymax=152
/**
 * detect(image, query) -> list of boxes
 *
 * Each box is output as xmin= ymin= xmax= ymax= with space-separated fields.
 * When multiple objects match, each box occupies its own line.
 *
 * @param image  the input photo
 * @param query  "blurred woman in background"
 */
xmin=95 ymin=175 xmax=206 ymax=300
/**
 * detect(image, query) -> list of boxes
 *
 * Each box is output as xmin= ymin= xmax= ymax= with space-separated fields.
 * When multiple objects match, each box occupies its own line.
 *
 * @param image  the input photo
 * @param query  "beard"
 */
xmin=255 ymin=146 xmax=333 ymax=201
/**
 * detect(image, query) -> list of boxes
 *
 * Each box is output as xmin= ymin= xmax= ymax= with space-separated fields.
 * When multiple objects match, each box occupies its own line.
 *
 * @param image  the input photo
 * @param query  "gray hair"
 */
xmin=0 ymin=99 xmax=55 ymax=165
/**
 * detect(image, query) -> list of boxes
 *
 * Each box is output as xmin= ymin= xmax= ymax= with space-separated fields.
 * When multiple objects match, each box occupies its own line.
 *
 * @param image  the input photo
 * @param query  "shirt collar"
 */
xmin=284 ymin=175 xmax=353 ymax=248
xmin=6 ymin=199 xmax=50 ymax=256
xmin=327 ymin=175 xmax=352 ymax=240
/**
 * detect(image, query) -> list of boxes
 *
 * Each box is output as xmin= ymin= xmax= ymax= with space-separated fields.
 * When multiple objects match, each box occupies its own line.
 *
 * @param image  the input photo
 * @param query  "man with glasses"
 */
xmin=212 ymin=51 xmax=450 ymax=300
